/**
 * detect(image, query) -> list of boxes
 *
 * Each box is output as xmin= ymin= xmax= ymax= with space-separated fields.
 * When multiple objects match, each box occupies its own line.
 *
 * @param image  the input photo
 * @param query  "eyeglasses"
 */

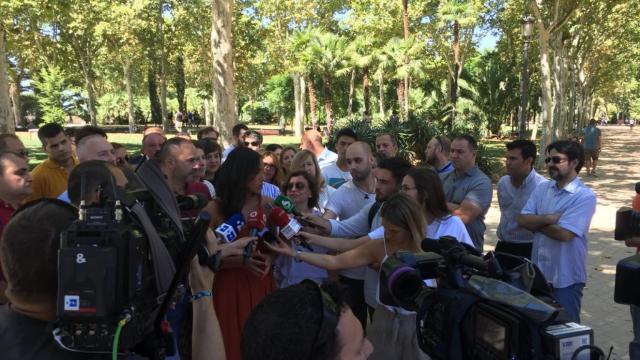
xmin=544 ymin=156 xmax=567 ymax=164
xmin=301 ymin=280 xmax=339 ymax=353
xmin=287 ymin=182 xmax=306 ymax=191
xmin=244 ymin=141 xmax=260 ymax=147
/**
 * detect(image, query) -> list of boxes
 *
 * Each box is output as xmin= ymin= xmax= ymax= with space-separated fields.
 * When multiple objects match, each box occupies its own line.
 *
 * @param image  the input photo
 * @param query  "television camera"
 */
xmin=379 ymin=236 xmax=605 ymax=360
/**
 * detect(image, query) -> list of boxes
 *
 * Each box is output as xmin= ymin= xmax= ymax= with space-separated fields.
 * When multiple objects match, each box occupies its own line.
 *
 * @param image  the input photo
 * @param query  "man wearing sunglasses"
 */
xmin=517 ymin=140 xmax=596 ymax=323
xmin=242 ymin=130 xmax=263 ymax=152
xmin=242 ymin=281 xmax=373 ymax=360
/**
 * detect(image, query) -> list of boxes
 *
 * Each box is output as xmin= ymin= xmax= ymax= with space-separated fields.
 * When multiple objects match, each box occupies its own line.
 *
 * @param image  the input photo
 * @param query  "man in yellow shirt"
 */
xmin=24 ymin=123 xmax=77 ymax=202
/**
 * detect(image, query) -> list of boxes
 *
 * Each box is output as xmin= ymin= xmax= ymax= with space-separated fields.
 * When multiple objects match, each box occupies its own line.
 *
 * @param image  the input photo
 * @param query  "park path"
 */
xmin=482 ymin=125 xmax=639 ymax=360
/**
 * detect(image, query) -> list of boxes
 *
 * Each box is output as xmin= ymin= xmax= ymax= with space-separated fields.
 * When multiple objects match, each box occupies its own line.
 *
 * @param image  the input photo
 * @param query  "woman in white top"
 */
xmin=265 ymin=193 xmax=428 ymax=360
xmin=290 ymin=149 xmax=335 ymax=213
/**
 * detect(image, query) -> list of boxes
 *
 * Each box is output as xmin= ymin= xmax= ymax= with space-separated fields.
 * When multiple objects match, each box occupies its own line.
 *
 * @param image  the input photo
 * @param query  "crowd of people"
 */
xmin=0 ymin=117 xmax=630 ymax=360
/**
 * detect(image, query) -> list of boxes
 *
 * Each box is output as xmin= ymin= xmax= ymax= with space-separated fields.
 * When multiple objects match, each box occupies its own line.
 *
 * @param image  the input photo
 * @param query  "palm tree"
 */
xmin=377 ymin=36 xmax=424 ymax=121
xmin=307 ymin=32 xmax=349 ymax=134
xmin=437 ymin=0 xmax=480 ymax=130
xmin=344 ymin=36 xmax=375 ymax=117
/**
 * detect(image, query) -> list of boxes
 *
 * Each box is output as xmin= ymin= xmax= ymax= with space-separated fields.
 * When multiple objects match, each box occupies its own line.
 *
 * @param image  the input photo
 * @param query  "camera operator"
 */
xmin=266 ymin=194 xmax=428 ymax=360
xmin=517 ymin=140 xmax=596 ymax=323
xmin=241 ymin=281 xmax=373 ymax=360
xmin=624 ymin=182 xmax=640 ymax=359
xmin=0 ymin=151 xmax=33 ymax=304
xmin=0 ymin=198 xmax=238 ymax=360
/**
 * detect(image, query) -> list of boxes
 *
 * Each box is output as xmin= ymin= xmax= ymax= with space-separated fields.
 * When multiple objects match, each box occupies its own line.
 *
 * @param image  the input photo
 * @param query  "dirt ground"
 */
xmin=482 ymin=125 xmax=639 ymax=359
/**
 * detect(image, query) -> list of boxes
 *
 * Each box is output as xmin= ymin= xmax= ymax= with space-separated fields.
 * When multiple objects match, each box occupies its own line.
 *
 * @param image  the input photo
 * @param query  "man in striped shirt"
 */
xmin=496 ymin=140 xmax=546 ymax=259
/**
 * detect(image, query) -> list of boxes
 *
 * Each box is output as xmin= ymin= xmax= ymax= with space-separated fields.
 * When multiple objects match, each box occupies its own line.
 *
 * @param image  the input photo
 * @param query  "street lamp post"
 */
xmin=518 ymin=15 xmax=535 ymax=139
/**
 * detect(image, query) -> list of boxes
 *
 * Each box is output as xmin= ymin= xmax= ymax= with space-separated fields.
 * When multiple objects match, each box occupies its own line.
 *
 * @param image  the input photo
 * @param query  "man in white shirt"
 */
xmin=323 ymin=142 xmax=376 ymax=220
xmin=496 ymin=139 xmax=546 ymax=259
xmin=322 ymin=128 xmax=357 ymax=189
xmin=300 ymin=129 xmax=337 ymax=169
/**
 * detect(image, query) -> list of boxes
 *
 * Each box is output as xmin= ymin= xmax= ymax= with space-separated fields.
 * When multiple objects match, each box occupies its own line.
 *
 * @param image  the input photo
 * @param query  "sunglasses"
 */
xmin=287 ymin=182 xmax=306 ymax=190
xmin=244 ymin=141 xmax=260 ymax=147
xmin=544 ymin=156 xmax=567 ymax=164
xmin=301 ymin=280 xmax=339 ymax=353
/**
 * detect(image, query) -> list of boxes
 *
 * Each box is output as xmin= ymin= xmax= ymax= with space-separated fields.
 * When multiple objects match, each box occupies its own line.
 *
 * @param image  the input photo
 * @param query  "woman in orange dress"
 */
xmin=211 ymin=147 xmax=276 ymax=360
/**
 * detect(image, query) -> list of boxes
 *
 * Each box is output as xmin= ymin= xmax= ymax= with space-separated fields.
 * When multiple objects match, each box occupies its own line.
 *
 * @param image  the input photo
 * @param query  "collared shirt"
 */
xmin=521 ymin=177 xmax=596 ymax=288
xmin=440 ymin=165 xmax=493 ymax=251
xmin=317 ymin=147 xmax=338 ymax=169
xmin=438 ymin=161 xmax=454 ymax=174
xmin=24 ymin=158 xmax=77 ymax=202
xmin=497 ymin=169 xmax=546 ymax=244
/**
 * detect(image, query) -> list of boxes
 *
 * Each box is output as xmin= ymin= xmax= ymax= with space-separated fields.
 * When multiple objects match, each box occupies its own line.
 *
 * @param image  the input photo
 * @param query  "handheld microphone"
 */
xmin=274 ymin=195 xmax=301 ymax=216
xmin=270 ymin=206 xmax=313 ymax=251
xmin=245 ymin=209 xmax=266 ymax=258
xmin=176 ymin=192 xmax=209 ymax=211
xmin=215 ymin=213 xmax=245 ymax=243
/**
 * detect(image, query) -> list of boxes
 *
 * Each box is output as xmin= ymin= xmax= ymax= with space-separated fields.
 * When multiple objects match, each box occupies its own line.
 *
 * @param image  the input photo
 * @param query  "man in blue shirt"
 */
xmin=581 ymin=119 xmax=602 ymax=177
xmin=518 ymin=140 xmax=596 ymax=323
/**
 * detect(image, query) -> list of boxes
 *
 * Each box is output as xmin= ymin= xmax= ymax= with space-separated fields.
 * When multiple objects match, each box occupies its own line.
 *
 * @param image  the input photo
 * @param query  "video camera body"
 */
xmin=613 ymin=185 xmax=640 ymax=308
xmin=54 ymin=160 xmax=212 ymax=358
xmin=380 ymin=236 xmax=597 ymax=360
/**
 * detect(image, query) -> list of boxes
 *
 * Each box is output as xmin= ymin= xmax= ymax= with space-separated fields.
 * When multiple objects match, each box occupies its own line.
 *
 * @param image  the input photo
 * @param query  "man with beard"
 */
xmin=157 ymin=137 xmax=207 ymax=198
xmin=518 ymin=140 xmax=596 ymax=323
xmin=424 ymin=135 xmax=453 ymax=174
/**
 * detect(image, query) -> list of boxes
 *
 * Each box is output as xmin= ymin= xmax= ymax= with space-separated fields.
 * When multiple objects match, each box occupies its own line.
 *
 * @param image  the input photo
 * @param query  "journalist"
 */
xmin=241 ymin=281 xmax=373 ymax=360
xmin=0 ymin=197 xmax=248 ymax=360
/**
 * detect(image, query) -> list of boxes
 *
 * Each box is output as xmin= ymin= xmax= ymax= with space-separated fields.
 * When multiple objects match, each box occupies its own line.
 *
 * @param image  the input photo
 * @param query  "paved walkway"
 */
xmin=483 ymin=125 xmax=639 ymax=360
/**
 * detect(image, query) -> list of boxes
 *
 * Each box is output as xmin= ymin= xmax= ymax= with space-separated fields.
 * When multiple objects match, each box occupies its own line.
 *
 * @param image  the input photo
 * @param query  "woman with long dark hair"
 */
xmin=211 ymin=147 xmax=276 ymax=360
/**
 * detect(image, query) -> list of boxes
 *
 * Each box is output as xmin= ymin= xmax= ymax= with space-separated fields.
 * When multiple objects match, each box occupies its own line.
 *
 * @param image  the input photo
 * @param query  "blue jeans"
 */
xmin=631 ymin=305 xmax=640 ymax=360
xmin=553 ymin=283 xmax=585 ymax=323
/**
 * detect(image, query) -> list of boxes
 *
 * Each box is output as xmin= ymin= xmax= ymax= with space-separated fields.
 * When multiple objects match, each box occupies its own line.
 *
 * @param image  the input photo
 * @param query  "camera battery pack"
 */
xmin=543 ymin=322 xmax=593 ymax=360
xmin=57 ymin=246 xmax=118 ymax=320
xmin=615 ymin=254 xmax=640 ymax=306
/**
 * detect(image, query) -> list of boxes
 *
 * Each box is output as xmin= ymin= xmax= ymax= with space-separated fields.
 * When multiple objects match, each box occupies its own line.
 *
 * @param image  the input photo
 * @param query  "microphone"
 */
xmin=269 ymin=206 xmax=313 ymax=252
xmin=274 ymin=194 xmax=301 ymax=216
xmin=245 ymin=209 xmax=266 ymax=258
xmin=176 ymin=192 xmax=209 ymax=211
xmin=215 ymin=213 xmax=245 ymax=243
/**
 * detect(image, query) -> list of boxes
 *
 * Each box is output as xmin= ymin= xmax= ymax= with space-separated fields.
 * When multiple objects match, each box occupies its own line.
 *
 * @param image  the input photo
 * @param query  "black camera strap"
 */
xmin=131 ymin=203 xmax=176 ymax=296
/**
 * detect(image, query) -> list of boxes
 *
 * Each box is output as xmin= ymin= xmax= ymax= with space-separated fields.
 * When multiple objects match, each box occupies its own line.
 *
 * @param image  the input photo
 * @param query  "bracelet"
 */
xmin=294 ymin=249 xmax=303 ymax=262
xmin=190 ymin=290 xmax=212 ymax=302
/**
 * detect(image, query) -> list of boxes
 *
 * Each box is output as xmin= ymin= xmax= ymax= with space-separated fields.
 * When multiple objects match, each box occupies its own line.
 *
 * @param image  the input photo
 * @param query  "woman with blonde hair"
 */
xmin=266 ymin=193 xmax=429 ymax=360
xmin=290 ymin=149 xmax=335 ymax=213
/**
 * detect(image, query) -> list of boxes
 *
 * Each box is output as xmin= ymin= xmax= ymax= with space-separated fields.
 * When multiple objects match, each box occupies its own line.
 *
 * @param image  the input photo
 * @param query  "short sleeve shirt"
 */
xmin=582 ymin=126 xmax=601 ymax=150
xmin=325 ymin=181 xmax=376 ymax=220
xmin=440 ymin=166 xmax=493 ymax=250
xmin=24 ymin=158 xmax=77 ymax=202
xmin=497 ymin=169 xmax=547 ymax=244
xmin=322 ymin=163 xmax=352 ymax=189
xmin=521 ymin=177 xmax=596 ymax=288
xmin=317 ymin=147 xmax=338 ymax=169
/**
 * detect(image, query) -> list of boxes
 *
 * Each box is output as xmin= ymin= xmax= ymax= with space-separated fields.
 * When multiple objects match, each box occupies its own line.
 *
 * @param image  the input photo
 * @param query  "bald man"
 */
xmin=300 ymin=129 xmax=337 ymax=169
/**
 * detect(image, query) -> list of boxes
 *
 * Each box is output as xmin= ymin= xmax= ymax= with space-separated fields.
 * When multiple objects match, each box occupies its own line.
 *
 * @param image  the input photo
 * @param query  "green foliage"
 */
xmin=265 ymin=74 xmax=295 ymax=121
xmin=241 ymin=101 xmax=273 ymax=124
xmin=31 ymin=66 xmax=69 ymax=125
